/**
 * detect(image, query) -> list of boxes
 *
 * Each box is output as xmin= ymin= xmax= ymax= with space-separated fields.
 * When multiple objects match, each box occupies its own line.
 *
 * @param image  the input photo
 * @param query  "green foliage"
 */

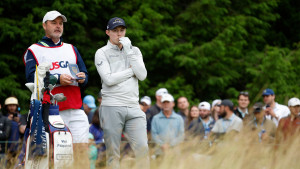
xmin=0 ymin=0 xmax=299 ymax=112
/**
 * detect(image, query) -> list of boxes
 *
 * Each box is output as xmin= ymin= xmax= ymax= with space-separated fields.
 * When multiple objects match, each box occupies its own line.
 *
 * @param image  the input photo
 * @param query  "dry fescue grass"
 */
xmin=2 ymin=132 xmax=300 ymax=169
xmin=119 ymin=132 xmax=300 ymax=169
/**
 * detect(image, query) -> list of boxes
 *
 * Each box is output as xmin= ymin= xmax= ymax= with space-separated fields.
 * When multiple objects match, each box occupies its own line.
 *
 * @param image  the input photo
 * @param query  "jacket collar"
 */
xmin=107 ymin=40 xmax=121 ymax=51
xmin=40 ymin=36 xmax=63 ymax=47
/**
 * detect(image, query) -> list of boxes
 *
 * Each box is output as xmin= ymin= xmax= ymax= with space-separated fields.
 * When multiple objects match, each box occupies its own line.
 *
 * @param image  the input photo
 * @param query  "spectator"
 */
xmin=83 ymin=95 xmax=97 ymax=124
xmin=151 ymin=93 xmax=184 ymax=156
xmin=262 ymin=88 xmax=290 ymax=126
xmin=234 ymin=91 xmax=250 ymax=121
xmin=88 ymin=133 xmax=98 ymax=169
xmin=198 ymin=101 xmax=215 ymax=139
xmin=0 ymin=104 xmax=11 ymax=165
xmin=211 ymin=99 xmax=221 ymax=121
xmin=276 ymin=97 xmax=300 ymax=143
xmin=89 ymin=109 xmax=105 ymax=155
xmin=4 ymin=96 xmax=20 ymax=168
xmin=177 ymin=96 xmax=190 ymax=120
xmin=210 ymin=99 xmax=243 ymax=139
xmin=19 ymin=112 xmax=28 ymax=140
xmin=145 ymin=88 xmax=168 ymax=132
xmin=140 ymin=96 xmax=151 ymax=113
xmin=185 ymin=105 xmax=200 ymax=137
xmin=246 ymin=102 xmax=276 ymax=143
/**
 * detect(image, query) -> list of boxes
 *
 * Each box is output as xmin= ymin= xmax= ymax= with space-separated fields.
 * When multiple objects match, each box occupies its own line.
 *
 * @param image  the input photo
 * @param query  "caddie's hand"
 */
xmin=60 ymin=74 xmax=73 ymax=86
xmin=119 ymin=37 xmax=134 ymax=55
xmin=76 ymin=72 xmax=86 ymax=84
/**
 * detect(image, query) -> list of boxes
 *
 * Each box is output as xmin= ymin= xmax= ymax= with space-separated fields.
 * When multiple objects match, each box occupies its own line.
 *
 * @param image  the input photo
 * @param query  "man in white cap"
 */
xmin=23 ymin=10 xmax=89 ymax=166
xmin=145 ymin=88 xmax=168 ymax=132
xmin=151 ymin=93 xmax=184 ymax=156
xmin=276 ymin=97 xmax=300 ymax=143
xmin=95 ymin=17 xmax=149 ymax=169
xmin=198 ymin=101 xmax=215 ymax=139
xmin=140 ymin=96 xmax=151 ymax=112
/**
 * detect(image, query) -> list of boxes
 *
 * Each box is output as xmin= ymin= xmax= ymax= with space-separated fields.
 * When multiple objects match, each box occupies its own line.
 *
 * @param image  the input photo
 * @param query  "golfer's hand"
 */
xmin=76 ymin=72 xmax=86 ymax=84
xmin=119 ymin=37 xmax=134 ymax=55
xmin=60 ymin=74 xmax=73 ymax=86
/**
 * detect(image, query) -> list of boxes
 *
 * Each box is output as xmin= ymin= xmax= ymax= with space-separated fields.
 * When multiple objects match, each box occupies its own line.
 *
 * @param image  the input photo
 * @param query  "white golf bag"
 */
xmin=18 ymin=63 xmax=73 ymax=169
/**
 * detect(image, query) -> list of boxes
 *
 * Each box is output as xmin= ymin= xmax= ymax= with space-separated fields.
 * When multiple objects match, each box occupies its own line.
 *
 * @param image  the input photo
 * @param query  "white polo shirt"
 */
xmin=265 ymin=102 xmax=290 ymax=126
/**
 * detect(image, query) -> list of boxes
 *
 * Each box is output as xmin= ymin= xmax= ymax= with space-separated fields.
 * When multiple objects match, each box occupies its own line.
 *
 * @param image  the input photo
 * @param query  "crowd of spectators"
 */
xmin=1 ymin=87 xmax=300 ymax=168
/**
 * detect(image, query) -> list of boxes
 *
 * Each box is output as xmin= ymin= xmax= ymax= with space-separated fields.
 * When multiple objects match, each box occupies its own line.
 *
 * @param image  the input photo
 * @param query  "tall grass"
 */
xmin=2 ymin=131 xmax=299 ymax=169
xmin=120 ymin=131 xmax=300 ymax=169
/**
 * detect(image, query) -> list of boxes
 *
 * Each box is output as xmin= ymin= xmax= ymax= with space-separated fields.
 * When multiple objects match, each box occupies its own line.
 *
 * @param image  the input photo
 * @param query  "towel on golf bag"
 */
xmin=28 ymin=99 xmax=47 ymax=159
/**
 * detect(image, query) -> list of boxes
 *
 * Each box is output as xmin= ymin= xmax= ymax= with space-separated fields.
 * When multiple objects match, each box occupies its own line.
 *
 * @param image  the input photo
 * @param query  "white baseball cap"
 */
xmin=212 ymin=99 xmax=221 ymax=107
xmin=156 ymin=88 xmax=168 ymax=96
xmin=43 ymin=10 xmax=67 ymax=23
xmin=140 ymin=96 xmax=151 ymax=105
xmin=4 ymin=97 xmax=18 ymax=105
xmin=198 ymin=101 xmax=211 ymax=110
xmin=288 ymin=97 xmax=300 ymax=106
xmin=161 ymin=93 xmax=174 ymax=102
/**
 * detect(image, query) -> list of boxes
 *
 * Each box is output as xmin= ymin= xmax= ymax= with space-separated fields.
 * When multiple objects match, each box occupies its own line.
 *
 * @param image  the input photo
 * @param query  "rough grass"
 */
xmin=119 ymin=132 xmax=300 ymax=169
xmin=2 ymin=132 xmax=300 ymax=169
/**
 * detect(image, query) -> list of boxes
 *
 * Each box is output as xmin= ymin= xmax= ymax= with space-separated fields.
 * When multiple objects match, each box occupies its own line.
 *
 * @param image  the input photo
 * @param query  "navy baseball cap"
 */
xmin=262 ymin=88 xmax=275 ymax=96
xmin=107 ymin=17 xmax=126 ymax=30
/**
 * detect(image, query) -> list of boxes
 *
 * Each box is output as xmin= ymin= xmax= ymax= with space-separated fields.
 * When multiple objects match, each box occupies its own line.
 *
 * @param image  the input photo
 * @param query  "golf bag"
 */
xmin=17 ymin=63 xmax=73 ymax=169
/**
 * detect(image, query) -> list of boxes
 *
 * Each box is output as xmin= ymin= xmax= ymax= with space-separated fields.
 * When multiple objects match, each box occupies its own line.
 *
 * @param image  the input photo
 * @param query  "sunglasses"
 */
xmin=240 ymin=91 xmax=249 ymax=96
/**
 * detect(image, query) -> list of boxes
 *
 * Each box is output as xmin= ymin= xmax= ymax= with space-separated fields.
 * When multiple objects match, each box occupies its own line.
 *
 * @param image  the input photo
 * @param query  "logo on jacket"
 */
xmin=50 ymin=61 xmax=69 ymax=70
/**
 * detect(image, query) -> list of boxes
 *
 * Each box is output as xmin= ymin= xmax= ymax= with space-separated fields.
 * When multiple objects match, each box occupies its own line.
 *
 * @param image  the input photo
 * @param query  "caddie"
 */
xmin=23 ymin=10 xmax=89 ymax=166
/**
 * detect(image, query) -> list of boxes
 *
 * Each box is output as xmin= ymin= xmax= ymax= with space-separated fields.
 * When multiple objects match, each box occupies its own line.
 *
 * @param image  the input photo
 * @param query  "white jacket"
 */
xmin=95 ymin=40 xmax=147 ymax=107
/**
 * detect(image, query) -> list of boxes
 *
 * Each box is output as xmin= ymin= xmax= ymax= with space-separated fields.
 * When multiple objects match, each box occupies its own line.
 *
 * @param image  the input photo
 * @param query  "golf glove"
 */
xmin=119 ymin=37 xmax=134 ymax=55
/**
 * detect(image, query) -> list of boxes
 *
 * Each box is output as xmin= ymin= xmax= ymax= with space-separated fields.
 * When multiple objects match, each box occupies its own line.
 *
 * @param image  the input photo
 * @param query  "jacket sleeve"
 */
xmin=73 ymin=46 xmax=88 ymax=87
xmin=95 ymin=49 xmax=134 ymax=86
xmin=24 ymin=49 xmax=37 ymax=83
xmin=128 ymin=47 xmax=147 ymax=81
xmin=0 ymin=117 xmax=11 ymax=140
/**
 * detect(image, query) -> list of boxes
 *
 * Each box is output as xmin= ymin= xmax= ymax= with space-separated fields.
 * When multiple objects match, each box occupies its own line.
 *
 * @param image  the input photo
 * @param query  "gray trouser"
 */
xmin=99 ymin=106 xmax=149 ymax=169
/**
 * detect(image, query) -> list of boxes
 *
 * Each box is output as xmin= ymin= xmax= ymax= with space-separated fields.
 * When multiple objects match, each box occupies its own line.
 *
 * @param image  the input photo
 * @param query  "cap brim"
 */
xmin=162 ymin=99 xmax=171 ymax=103
xmin=108 ymin=23 xmax=126 ymax=30
xmin=87 ymin=103 xmax=96 ymax=108
xmin=43 ymin=15 xmax=67 ymax=23
xmin=289 ymin=104 xmax=300 ymax=107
